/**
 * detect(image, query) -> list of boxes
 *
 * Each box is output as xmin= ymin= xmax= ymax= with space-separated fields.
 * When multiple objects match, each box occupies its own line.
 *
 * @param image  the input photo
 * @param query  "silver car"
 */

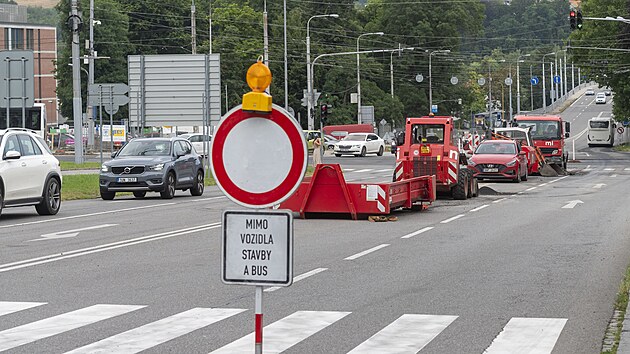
xmin=99 ymin=138 xmax=204 ymax=200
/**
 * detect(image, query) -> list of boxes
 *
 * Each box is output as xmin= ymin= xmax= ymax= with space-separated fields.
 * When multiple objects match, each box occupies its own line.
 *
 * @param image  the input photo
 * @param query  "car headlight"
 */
xmin=506 ymin=159 xmax=518 ymax=167
xmin=353 ymin=144 xmax=360 ymax=148
xmin=149 ymin=163 xmax=165 ymax=171
xmin=552 ymin=149 xmax=559 ymax=155
xmin=101 ymin=165 xmax=109 ymax=172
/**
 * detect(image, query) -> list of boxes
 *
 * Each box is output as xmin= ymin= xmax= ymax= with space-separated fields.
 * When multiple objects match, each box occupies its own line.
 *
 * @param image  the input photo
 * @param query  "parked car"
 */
xmin=180 ymin=133 xmax=212 ymax=156
xmin=585 ymin=89 xmax=595 ymax=96
xmin=595 ymin=92 xmax=606 ymax=104
xmin=604 ymin=89 xmax=612 ymax=96
xmin=99 ymin=137 xmax=204 ymax=200
xmin=323 ymin=135 xmax=338 ymax=150
xmin=334 ymin=133 xmax=385 ymax=157
xmin=0 ymin=128 xmax=62 ymax=217
xmin=467 ymin=140 xmax=527 ymax=182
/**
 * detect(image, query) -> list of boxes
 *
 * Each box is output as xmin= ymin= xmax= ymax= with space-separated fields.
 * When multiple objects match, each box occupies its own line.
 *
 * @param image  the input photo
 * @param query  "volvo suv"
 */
xmin=99 ymin=137 xmax=205 ymax=200
xmin=0 ymin=128 xmax=62 ymax=217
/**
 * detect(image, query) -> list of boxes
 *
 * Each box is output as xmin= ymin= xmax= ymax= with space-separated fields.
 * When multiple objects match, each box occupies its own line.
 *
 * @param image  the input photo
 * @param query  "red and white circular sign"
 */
xmin=210 ymin=104 xmax=307 ymax=208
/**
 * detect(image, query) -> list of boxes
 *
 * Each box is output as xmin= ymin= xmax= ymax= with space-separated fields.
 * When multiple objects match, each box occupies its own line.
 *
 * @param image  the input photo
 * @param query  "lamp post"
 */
xmin=390 ymin=45 xmax=414 ymax=97
xmin=542 ymin=52 xmax=555 ymax=112
xmin=516 ymin=53 xmax=530 ymax=115
xmin=357 ymin=31 xmax=384 ymax=124
xmin=306 ymin=14 xmax=339 ymax=130
xmin=428 ymin=49 xmax=450 ymax=111
xmin=529 ymin=65 xmax=534 ymax=111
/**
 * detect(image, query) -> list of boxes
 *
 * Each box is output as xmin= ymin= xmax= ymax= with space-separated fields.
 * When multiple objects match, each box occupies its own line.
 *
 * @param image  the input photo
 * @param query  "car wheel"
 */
xmin=0 ymin=185 xmax=4 ymax=217
xmin=101 ymin=191 xmax=116 ymax=200
xmin=335 ymin=154 xmax=341 ymax=157
xmin=360 ymin=147 xmax=367 ymax=157
xmin=36 ymin=178 xmax=61 ymax=215
xmin=377 ymin=146 xmax=384 ymax=156
xmin=133 ymin=191 xmax=147 ymax=198
xmin=190 ymin=170 xmax=204 ymax=196
xmin=160 ymin=172 xmax=176 ymax=199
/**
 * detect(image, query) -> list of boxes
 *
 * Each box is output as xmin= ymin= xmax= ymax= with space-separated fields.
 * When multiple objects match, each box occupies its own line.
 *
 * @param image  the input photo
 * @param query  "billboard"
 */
xmin=128 ymin=54 xmax=221 ymax=127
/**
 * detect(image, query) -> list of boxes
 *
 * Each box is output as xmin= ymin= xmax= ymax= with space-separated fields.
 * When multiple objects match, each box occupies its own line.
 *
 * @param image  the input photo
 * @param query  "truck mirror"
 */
xmin=565 ymin=121 xmax=571 ymax=133
xmin=565 ymin=132 xmax=570 ymax=138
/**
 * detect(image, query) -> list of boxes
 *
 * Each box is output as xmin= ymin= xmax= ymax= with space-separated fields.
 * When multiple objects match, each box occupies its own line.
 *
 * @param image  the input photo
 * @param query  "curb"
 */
xmin=617 ymin=292 xmax=630 ymax=353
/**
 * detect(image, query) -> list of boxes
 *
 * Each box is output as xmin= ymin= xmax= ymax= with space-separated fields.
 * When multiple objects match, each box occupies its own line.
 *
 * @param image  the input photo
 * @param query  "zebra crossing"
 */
xmin=0 ymin=300 xmax=568 ymax=353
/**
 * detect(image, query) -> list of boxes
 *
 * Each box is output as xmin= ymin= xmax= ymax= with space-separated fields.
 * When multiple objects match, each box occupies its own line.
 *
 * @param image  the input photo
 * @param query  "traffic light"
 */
xmin=320 ymin=104 xmax=328 ymax=126
xmin=577 ymin=10 xmax=583 ymax=30
xmin=570 ymin=10 xmax=576 ymax=30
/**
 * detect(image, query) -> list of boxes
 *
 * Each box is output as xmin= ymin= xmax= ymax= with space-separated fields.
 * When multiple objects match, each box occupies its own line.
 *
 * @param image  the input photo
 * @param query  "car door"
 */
xmin=172 ymin=141 xmax=189 ymax=185
xmin=17 ymin=134 xmax=49 ymax=198
xmin=1 ymin=134 xmax=29 ymax=200
xmin=183 ymin=141 xmax=198 ymax=182
xmin=368 ymin=134 xmax=379 ymax=153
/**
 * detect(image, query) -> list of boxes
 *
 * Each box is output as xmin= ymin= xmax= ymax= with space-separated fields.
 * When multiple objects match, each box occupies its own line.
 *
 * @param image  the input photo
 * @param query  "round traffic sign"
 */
xmin=477 ymin=77 xmax=486 ymax=86
xmin=618 ymin=126 xmax=625 ymax=134
xmin=504 ymin=77 xmax=513 ymax=86
xmin=450 ymin=76 xmax=459 ymax=85
xmin=415 ymin=74 xmax=424 ymax=83
xmin=211 ymin=104 xmax=307 ymax=208
xmin=531 ymin=77 xmax=539 ymax=85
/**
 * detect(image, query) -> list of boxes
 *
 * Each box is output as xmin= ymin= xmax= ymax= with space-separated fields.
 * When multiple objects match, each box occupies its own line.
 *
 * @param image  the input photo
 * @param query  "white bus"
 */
xmin=587 ymin=117 xmax=615 ymax=147
xmin=0 ymin=102 xmax=46 ymax=138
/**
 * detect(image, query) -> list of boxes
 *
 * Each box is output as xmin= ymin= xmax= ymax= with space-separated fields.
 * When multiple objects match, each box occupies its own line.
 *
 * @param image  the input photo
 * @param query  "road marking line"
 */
xmin=348 ymin=314 xmax=458 ymax=353
xmin=354 ymin=169 xmax=373 ymax=173
xmin=376 ymin=169 xmax=391 ymax=172
xmin=343 ymin=168 xmax=356 ymax=172
xmin=604 ymin=168 xmax=615 ymax=171
xmin=0 ymin=223 xmax=220 ymax=273
xmin=625 ymin=168 xmax=630 ymax=171
xmin=66 ymin=308 xmax=246 ymax=354
xmin=401 ymin=227 xmax=434 ymax=239
xmin=440 ymin=215 xmax=465 ymax=224
xmin=0 ymin=304 xmax=145 ymax=352
xmin=0 ymin=203 xmax=177 ymax=229
xmin=593 ymin=184 xmax=606 ymax=189
xmin=29 ymin=224 xmax=119 ymax=242
xmin=210 ymin=311 xmax=350 ymax=353
xmin=0 ymin=302 xmax=46 ymax=317
xmin=345 ymin=244 xmax=390 ymax=260
xmin=538 ymin=183 xmax=548 ymax=187
xmin=469 ymin=205 xmax=489 ymax=212
xmin=492 ymin=198 xmax=507 ymax=204
xmin=611 ymin=174 xmax=618 ymax=178
xmin=548 ymin=176 xmax=569 ymax=184
xmin=483 ymin=317 xmax=567 ymax=354
xmin=525 ymin=187 xmax=537 ymax=191
xmin=265 ymin=268 xmax=328 ymax=292
xmin=188 ymin=196 xmax=227 ymax=202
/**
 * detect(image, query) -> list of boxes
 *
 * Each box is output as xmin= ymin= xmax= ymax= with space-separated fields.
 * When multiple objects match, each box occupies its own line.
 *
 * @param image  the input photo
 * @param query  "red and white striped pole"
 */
xmin=255 ymin=286 xmax=263 ymax=354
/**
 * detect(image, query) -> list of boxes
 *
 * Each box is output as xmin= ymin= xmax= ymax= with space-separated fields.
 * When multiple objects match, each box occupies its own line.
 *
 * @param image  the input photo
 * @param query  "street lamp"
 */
xmin=357 ymin=31 xmax=384 ymax=124
xmin=390 ymin=45 xmax=414 ymax=97
xmin=542 ymin=52 xmax=555 ymax=112
xmin=428 ymin=49 xmax=450 ymax=111
xmin=516 ymin=53 xmax=530 ymax=115
xmin=306 ymin=13 xmax=339 ymax=130
xmin=487 ymin=59 xmax=505 ymax=119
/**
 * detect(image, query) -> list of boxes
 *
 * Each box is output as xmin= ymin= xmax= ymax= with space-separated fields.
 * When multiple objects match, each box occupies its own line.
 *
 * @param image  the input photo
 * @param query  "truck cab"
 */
xmin=514 ymin=115 xmax=570 ymax=170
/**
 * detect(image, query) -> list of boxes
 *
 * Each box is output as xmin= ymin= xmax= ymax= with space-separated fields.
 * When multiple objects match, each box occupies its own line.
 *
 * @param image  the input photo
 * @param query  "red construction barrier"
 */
xmin=279 ymin=164 xmax=436 ymax=220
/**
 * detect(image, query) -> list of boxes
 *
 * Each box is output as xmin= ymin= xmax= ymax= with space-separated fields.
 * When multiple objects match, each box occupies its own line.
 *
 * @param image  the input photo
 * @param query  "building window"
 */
xmin=11 ymin=28 xmax=23 ymax=49
xmin=26 ymin=29 xmax=33 ymax=49
xmin=4 ymin=28 xmax=9 ymax=49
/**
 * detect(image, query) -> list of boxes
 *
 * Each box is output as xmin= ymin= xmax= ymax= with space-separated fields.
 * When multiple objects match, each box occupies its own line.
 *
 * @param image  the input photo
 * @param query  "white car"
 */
xmin=180 ymin=133 xmax=212 ymax=156
xmin=595 ymin=93 xmax=606 ymax=104
xmin=334 ymin=133 xmax=385 ymax=157
xmin=0 ymin=128 xmax=62 ymax=217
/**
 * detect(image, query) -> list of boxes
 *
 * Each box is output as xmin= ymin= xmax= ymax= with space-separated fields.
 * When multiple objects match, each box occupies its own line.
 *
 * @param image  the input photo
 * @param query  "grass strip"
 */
xmin=613 ymin=144 xmax=630 ymax=152
xmin=602 ymin=264 xmax=630 ymax=354
xmin=59 ymin=161 xmax=102 ymax=170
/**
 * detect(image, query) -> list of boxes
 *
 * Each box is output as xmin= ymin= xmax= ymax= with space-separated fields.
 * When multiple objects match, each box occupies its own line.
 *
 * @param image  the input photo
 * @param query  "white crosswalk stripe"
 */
xmin=354 ymin=169 xmax=374 ymax=173
xmin=483 ymin=317 xmax=567 ymax=354
xmin=66 ymin=308 xmax=246 ymax=354
xmin=0 ymin=304 xmax=144 ymax=352
xmin=348 ymin=314 xmax=458 ymax=353
xmin=210 ymin=310 xmax=350 ymax=353
xmin=0 ymin=301 xmax=46 ymax=317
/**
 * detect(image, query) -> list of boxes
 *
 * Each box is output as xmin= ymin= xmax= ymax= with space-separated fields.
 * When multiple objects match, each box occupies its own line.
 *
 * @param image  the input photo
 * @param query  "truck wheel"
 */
xmin=452 ymin=170 xmax=468 ymax=200
xmin=377 ymin=146 xmax=384 ymax=156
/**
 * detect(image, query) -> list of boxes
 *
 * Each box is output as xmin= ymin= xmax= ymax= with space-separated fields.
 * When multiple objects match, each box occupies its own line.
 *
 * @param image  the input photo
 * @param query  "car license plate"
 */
xmin=483 ymin=168 xmax=498 ymax=173
xmin=117 ymin=177 xmax=137 ymax=183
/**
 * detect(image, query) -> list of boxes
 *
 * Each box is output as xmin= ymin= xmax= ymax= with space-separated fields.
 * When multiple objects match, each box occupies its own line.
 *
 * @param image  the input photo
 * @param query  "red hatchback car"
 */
xmin=467 ymin=140 xmax=528 ymax=182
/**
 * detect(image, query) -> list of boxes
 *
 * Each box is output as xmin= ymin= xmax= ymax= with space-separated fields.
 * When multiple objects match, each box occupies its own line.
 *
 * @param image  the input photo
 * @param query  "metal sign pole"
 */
xmin=99 ymin=87 xmax=103 ymax=165
xmin=109 ymin=85 xmax=114 ymax=152
xmin=255 ymin=286 xmax=263 ymax=354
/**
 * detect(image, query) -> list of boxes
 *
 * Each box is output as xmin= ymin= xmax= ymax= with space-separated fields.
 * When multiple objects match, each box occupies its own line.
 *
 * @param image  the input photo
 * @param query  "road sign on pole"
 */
xmin=554 ymin=75 xmax=561 ymax=84
xmin=210 ymin=104 xmax=307 ymax=208
xmin=531 ymin=77 xmax=539 ymax=85
xmin=222 ymin=210 xmax=293 ymax=286
xmin=431 ymin=104 xmax=438 ymax=113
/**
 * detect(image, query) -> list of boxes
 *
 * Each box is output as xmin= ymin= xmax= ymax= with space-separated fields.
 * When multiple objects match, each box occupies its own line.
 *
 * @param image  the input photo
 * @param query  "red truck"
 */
xmin=514 ymin=115 xmax=571 ymax=170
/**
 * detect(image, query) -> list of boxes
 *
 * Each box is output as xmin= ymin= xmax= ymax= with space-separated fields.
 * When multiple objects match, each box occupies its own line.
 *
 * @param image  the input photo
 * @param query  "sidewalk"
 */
xmin=615 ymin=293 xmax=630 ymax=353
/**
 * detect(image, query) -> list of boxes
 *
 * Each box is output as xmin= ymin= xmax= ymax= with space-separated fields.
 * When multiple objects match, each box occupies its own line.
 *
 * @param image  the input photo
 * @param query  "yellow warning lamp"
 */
xmin=242 ymin=57 xmax=273 ymax=113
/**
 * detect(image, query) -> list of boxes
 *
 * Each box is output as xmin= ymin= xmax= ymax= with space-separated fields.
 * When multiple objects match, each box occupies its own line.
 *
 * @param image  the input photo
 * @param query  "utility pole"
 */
xmin=191 ymin=0 xmax=196 ymax=54
xmin=88 ymin=0 xmax=95 ymax=145
xmin=488 ymin=63 xmax=492 ymax=116
xmin=283 ymin=0 xmax=288 ymax=110
xmin=571 ymin=62 xmax=575 ymax=90
xmin=263 ymin=0 xmax=269 ymax=67
xmin=71 ymin=0 xmax=84 ymax=164
xmin=563 ymin=51 xmax=568 ymax=95
xmin=529 ymin=65 xmax=533 ymax=111
xmin=208 ymin=0 xmax=212 ymax=54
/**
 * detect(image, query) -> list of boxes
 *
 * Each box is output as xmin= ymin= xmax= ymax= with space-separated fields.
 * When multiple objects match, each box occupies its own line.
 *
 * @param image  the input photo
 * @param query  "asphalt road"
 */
xmin=1 ymin=87 xmax=629 ymax=353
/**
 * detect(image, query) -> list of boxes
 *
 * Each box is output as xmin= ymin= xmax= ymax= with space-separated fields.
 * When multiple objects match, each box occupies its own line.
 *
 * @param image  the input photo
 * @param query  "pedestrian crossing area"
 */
xmin=0 ymin=301 xmax=568 ymax=353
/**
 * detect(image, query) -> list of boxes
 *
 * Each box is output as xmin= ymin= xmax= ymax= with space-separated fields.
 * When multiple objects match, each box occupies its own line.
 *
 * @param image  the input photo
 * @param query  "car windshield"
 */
xmin=590 ymin=121 xmax=609 ymax=129
xmin=475 ymin=142 xmax=516 ymax=155
xmin=343 ymin=134 xmax=366 ymax=141
xmin=517 ymin=120 xmax=561 ymax=140
xmin=118 ymin=140 xmax=171 ymax=156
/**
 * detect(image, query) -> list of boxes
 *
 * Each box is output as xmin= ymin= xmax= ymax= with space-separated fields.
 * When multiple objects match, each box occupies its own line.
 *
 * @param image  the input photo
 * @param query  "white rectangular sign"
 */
xmin=222 ymin=210 xmax=293 ymax=286
xmin=101 ymin=125 xmax=127 ymax=143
